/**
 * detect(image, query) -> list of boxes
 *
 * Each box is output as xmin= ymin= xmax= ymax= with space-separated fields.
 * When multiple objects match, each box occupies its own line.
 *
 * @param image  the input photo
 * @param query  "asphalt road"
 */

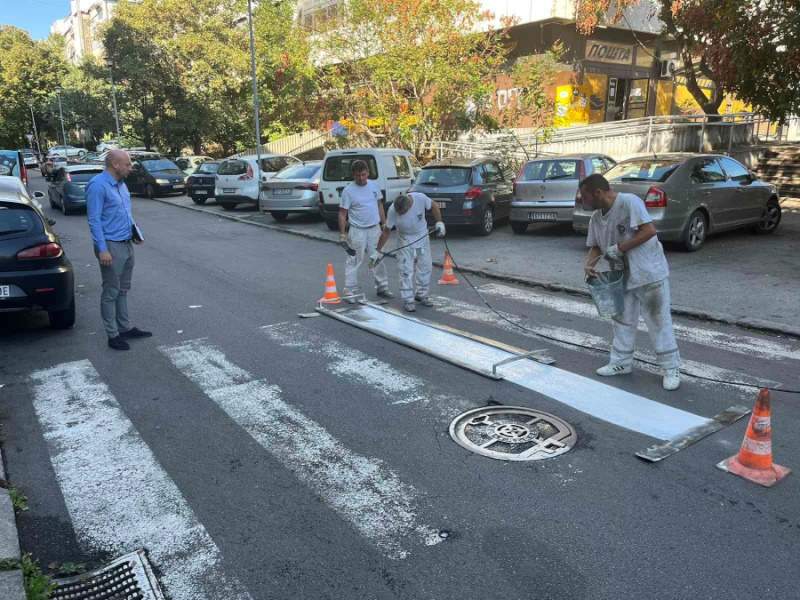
xmin=1 ymin=172 xmax=799 ymax=599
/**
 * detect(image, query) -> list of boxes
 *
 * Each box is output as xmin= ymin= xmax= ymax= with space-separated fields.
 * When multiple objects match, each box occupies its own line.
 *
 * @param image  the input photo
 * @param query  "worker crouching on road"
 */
xmin=580 ymin=173 xmax=681 ymax=391
xmin=339 ymin=160 xmax=393 ymax=302
xmin=375 ymin=192 xmax=445 ymax=312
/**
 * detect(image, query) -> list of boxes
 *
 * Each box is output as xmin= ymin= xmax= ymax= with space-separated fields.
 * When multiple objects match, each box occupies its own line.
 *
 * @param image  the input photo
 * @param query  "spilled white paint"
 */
xmin=160 ymin=339 xmax=440 ymax=559
xmin=30 ymin=360 xmax=252 ymax=600
xmin=479 ymin=283 xmax=800 ymax=362
xmin=261 ymin=322 xmax=474 ymax=417
xmin=433 ymin=296 xmax=780 ymax=391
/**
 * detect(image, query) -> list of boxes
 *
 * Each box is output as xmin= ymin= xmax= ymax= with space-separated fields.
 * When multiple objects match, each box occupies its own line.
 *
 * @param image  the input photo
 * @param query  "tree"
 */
xmin=575 ymin=0 xmax=800 ymax=119
xmin=314 ymin=0 xmax=561 ymax=157
xmin=57 ymin=59 xmax=117 ymax=147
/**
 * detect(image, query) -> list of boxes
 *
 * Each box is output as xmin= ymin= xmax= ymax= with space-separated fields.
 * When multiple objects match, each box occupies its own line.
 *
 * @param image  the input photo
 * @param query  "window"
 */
xmin=691 ymin=159 xmax=726 ymax=184
xmin=323 ymin=155 xmax=379 ymax=181
xmin=0 ymin=206 xmax=41 ymax=237
xmin=260 ymin=156 xmax=296 ymax=173
xmin=217 ymin=160 xmax=248 ymax=176
xmin=521 ymin=160 xmax=579 ymax=181
xmin=140 ymin=159 xmax=180 ymax=172
xmin=67 ymin=170 xmax=102 ymax=183
xmin=392 ymin=155 xmax=411 ymax=178
xmin=196 ymin=162 xmax=220 ymax=175
xmin=718 ymin=157 xmax=751 ymax=182
xmin=605 ymin=159 xmax=681 ymax=183
xmin=482 ymin=162 xmax=504 ymax=183
xmin=273 ymin=164 xmax=321 ymax=180
xmin=174 ymin=158 xmax=189 ymax=170
xmin=415 ymin=167 xmax=471 ymax=187
xmin=591 ymin=157 xmax=607 ymax=174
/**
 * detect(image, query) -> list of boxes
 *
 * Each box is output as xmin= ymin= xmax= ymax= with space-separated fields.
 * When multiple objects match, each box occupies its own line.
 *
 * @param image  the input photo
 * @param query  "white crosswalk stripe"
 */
xmin=30 ymin=360 xmax=253 ymax=600
xmin=432 ymin=297 xmax=781 ymax=392
xmin=160 ymin=339 xmax=442 ymax=560
xmin=479 ymin=283 xmax=800 ymax=362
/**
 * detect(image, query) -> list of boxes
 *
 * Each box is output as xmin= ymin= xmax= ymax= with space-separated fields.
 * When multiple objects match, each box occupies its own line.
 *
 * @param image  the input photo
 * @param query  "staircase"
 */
xmin=754 ymin=145 xmax=800 ymax=198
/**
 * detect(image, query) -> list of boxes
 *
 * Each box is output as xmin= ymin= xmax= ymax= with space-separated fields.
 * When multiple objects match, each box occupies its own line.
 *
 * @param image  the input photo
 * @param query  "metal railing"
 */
xmin=230 ymin=129 xmax=332 ymax=159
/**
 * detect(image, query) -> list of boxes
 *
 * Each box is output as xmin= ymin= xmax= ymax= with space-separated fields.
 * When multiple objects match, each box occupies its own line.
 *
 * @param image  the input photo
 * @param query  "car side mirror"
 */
xmin=32 ymin=191 xmax=45 ymax=199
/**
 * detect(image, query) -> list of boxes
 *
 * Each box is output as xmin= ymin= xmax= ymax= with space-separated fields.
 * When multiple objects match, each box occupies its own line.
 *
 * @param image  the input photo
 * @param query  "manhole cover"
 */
xmin=51 ymin=549 xmax=165 ymax=600
xmin=449 ymin=406 xmax=577 ymax=461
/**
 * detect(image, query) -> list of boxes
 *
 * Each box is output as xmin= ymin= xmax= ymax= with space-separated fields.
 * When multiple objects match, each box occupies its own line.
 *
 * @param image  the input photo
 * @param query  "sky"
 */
xmin=0 ymin=0 xmax=70 ymax=40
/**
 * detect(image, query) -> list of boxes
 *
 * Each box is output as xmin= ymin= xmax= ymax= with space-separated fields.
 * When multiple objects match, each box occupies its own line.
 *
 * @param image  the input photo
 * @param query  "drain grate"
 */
xmin=449 ymin=406 xmax=577 ymax=461
xmin=51 ymin=549 xmax=165 ymax=600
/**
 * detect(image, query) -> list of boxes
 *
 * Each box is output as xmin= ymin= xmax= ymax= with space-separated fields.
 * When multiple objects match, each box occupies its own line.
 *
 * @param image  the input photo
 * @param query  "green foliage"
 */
xmin=0 ymin=555 xmax=55 ymax=600
xmin=9 ymin=486 xmax=28 ymax=512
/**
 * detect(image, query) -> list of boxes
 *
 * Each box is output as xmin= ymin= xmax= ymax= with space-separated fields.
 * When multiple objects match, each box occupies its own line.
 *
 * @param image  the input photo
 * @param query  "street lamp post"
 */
xmin=57 ymin=91 xmax=67 ymax=148
xmin=29 ymin=104 xmax=41 ymax=156
xmin=109 ymin=63 xmax=122 ymax=139
xmin=246 ymin=0 xmax=262 ymax=185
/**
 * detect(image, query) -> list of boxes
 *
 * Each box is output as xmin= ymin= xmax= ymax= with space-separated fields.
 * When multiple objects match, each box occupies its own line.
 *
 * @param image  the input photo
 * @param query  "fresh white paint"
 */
xmin=30 ymin=360 xmax=252 ymax=600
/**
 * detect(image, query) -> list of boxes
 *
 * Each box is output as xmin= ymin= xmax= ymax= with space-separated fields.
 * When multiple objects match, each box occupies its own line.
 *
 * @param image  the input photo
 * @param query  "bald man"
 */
xmin=86 ymin=149 xmax=151 ymax=350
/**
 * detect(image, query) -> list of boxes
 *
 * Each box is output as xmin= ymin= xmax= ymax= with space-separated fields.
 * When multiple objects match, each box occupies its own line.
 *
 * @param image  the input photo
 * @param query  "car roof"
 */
xmin=622 ymin=153 xmax=723 ymax=162
xmin=0 ymin=187 xmax=30 ymax=205
xmin=63 ymin=164 xmax=104 ymax=172
xmin=325 ymin=148 xmax=411 ymax=156
xmin=423 ymin=156 xmax=495 ymax=168
xmin=526 ymin=154 xmax=609 ymax=161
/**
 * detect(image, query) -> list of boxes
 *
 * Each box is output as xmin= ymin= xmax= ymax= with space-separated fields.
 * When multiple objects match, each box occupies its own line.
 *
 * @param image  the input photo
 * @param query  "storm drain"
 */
xmin=449 ymin=406 xmax=577 ymax=461
xmin=51 ymin=549 xmax=165 ymax=600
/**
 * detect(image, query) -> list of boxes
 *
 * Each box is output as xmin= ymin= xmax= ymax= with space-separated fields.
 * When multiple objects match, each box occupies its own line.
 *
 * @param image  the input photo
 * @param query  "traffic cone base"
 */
xmin=716 ymin=456 xmax=791 ymax=488
xmin=319 ymin=263 xmax=342 ymax=304
xmin=438 ymin=252 xmax=459 ymax=285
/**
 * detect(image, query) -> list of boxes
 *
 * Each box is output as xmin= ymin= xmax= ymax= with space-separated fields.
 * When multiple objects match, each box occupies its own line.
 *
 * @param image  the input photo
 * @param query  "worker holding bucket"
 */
xmin=580 ymin=174 xmax=681 ymax=391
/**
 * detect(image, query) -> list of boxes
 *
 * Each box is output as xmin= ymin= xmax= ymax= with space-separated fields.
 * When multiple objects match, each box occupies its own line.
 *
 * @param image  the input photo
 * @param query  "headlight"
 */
xmin=156 ymin=178 xmax=169 ymax=185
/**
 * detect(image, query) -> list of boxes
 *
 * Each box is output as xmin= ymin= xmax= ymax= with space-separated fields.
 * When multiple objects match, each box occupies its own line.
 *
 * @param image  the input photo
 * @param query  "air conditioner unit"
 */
xmin=660 ymin=59 xmax=678 ymax=78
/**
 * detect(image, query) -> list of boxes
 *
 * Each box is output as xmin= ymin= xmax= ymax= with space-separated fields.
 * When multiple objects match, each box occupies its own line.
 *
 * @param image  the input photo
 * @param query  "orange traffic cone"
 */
xmin=319 ymin=263 xmax=342 ymax=304
xmin=438 ymin=252 xmax=459 ymax=285
xmin=717 ymin=389 xmax=791 ymax=487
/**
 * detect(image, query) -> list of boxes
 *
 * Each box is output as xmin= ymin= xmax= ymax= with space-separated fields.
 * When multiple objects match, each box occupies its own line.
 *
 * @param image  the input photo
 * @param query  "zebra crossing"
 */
xmin=18 ymin=283 xmax=800 ymax=598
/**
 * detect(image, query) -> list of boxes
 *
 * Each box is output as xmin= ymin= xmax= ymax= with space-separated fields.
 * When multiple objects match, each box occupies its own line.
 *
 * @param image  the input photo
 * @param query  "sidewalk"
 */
xmin=0 ymin=443 xmax=25 ymax=599
xmin=154 ymin=195 xmax=800 ymax=337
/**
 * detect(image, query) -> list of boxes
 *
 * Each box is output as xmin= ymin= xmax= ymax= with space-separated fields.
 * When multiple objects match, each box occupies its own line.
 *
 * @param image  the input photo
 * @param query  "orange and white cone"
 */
xmin=319 ymin=263 xmax=342 ymax=304
xmin=438 ymin=252 xmax=459 ymax=285
xmin=717 ymin=389 xmax=791 ymax=487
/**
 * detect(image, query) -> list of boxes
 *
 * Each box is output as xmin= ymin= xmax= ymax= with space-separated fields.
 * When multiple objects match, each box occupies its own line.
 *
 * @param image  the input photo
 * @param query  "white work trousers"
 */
xmin=397 ymin=238 xmax=433 ymax=302
xmin=609 ymin=278 xmax=681 ymax=370
xmin=344 ymin=225 xmax=389 ymax=294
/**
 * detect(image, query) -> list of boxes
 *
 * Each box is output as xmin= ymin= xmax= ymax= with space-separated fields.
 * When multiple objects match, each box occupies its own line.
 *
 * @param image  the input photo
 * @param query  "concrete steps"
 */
xmin=754 ymin=145 xmax=800 ymax=197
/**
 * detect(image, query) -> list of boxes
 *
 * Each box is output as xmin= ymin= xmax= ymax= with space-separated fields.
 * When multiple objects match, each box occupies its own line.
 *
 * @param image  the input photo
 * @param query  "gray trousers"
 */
xmin=96 ymin=240 xmax=134 ymax=338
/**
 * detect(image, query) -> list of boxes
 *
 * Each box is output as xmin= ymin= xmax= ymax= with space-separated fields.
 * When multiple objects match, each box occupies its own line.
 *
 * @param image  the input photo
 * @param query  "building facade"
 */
xmin=50 ymin=0 xmax=122 ymax=64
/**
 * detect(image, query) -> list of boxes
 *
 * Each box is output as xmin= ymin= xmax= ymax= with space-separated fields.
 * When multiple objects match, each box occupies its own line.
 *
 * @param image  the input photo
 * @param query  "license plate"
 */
xmin=195 ymin=190 xmax=207 ymax=195
xmin=529 ymin=211 xmax=558 ymax=222
xmin=223 ymin=188 xmax=236 ymax=194
xmin=435 ymin=201 xmax=447 ymax=209
xmin=273 ymin=188 xmax=292 ymax=195
xmin=0 ymin=285 xmax=9 ymax=299
xmin=174 ymin=184 xmax=184 ymax=189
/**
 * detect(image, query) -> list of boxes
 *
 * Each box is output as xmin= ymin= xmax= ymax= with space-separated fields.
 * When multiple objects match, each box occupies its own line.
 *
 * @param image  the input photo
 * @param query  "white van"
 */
xmin=215 ymin=153 xmax=301 ymax=210
xmin=318 ymin=148 xmax=415 ymax=230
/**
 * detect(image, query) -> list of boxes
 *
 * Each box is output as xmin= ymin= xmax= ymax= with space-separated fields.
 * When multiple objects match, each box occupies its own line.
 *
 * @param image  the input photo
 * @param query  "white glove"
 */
xmin=368 ymin=250 xmax=382 ymax=269
xmin=604 ymin=243 xmax=624 ymax=262
xmin=434 ymin=221 xmax=446 ymax=237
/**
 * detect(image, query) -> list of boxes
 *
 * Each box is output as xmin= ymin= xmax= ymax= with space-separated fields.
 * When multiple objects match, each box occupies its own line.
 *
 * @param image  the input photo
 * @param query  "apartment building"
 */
xmin=50 ymin=0 xmax=123 ymax=64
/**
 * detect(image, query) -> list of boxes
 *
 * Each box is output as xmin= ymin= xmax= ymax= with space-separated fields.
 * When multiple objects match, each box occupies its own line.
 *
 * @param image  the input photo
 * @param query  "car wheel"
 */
xmin=77 ymin=150 xmax=86 ymax=158
xmin=681 ymin=210 xmax=707 ymax=252
xmin=271 ymin=211 xmax=288 ymax=221
xmin=49 ymin=296 xmax=76 ymax=329
xmin=145 ymin=184 xmax=156 ymax=199
xmin=192 ymin=197 xmax=207 ymax=205
xmin=221 ymin=203 xmax=237 ymax=211
xmin=325 ymin=217 xmax=339 ymax=231
xmin=475 ymin=206 xmax=494 ymax=236
xmin=510 ymin=221 xmax=528 ymax=234
xmin=753 ymin=200 xmax=781 ymax=234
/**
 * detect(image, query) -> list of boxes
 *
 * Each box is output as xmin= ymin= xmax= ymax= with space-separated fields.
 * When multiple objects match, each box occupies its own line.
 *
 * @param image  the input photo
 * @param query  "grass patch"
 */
xmin=8 ymin=487 xmax=28 ymax=512
xmin=0 ymin=554 xmax=55 ymax=599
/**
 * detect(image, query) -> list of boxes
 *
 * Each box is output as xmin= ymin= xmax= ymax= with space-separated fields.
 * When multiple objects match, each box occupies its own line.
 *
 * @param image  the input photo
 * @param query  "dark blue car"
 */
xmin=47 ymin=164 xmax=105 ymax=215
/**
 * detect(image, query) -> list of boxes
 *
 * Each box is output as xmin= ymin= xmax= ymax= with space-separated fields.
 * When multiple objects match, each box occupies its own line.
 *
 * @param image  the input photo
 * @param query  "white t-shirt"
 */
xmin=587 ymin=192 xmax=669 ymax=290
xmin=341 ymin=180 xmax=382 ymax=227
xmin=386 ymin=192 xmax=432 ymax=247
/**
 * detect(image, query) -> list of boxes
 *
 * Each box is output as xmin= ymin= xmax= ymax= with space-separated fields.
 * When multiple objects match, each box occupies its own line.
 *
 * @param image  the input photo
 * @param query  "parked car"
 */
xmin=47 ymin=164 xmax=104 ymax=215
xmin=42 ymin=153 xmax=69 ymax=179
xmin=97 ymin=139 xmax=121 ymax=152
xmin=409 ymin=157 xmax=512 ymax=236
xmin=48 ymin=145 xmax=88 ymax=159
xmin=572 ymin=153 xmax=781 ymax=251
xmin=260 ymin=161 xmax=322 ymax=221
xmin=0 ymin=184 xmax=75 ymax=328
xmin=125 ymin=156 xmax=186 ymax=198
xmin=175 ymin=155 xmax=214 ymax=175
xmin=0 ymin=150 xmax=28 ymax=186
xmin=186 ymin=161 xmax=220 ymax=204
xmin=510 ymin=154 xmax=616 ymax=234
xmin=319 ymin=148 xmax=416 ymax=230
xmin=215 ymin=154 xmax=301 ymax=210
xmin=22 ymin=150 xmax=39 ymax=169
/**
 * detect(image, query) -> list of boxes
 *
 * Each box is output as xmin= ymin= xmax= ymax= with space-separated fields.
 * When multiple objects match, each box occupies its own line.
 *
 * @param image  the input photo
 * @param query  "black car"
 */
xmin=126 ymin=157 xmax=186 ymax=198
xmin=410 ymin=157 xmax=513 ymax=235
xmin=0 ymin=187 xmax=75 ymax=328
xmin=47 ymin=164 xmax=104 ymax=215
xmin=186 ymin=161 xmax=220 ymax=205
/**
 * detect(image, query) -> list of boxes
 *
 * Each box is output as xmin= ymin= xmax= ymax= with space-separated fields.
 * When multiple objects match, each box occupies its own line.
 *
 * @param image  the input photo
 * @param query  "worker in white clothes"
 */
xmin=339 ymin=160 xmax=393 ymax=302
xmin=580 ymin=173 xmax=681 ymax=391
xmin=374 ymin=192 xmax=445 ymax=312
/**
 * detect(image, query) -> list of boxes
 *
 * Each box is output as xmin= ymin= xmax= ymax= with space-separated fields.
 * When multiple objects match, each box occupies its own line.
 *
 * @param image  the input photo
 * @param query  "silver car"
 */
xmin=510 ymin=154 xmax=615 ymax=233
xmin=572 ymin=153 xmax=781 ymax=251
xmin=259 ymin=161 xmax=322 ymax=221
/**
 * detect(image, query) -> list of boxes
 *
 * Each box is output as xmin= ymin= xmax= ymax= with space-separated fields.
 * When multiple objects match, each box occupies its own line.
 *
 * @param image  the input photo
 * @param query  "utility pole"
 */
xmin=57 ymin=91 xmax=67 ymax=148
xmin=246 ymin=0 xmax=262 ymax=182
xmin=109 ymin=64 xmax=121 ymax=139
xmin=29 ymin=104 xmax=41 ymax=155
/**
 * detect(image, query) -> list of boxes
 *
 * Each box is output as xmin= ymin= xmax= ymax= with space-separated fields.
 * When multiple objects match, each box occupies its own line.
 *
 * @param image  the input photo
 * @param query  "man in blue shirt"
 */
xmin=86 ymin=149 xmax=151 ymax=350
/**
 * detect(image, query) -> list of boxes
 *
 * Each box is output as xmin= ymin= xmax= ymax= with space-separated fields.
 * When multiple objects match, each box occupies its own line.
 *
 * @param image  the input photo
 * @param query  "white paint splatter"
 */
xmin=30 ymin=360 xmax=252 ymax=600
xmin=160 ymin=339 xmax=441 ymax=559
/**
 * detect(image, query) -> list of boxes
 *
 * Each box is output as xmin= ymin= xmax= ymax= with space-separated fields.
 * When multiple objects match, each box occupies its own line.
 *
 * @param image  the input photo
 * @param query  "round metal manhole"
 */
xmin=449 ymin=406 xmax=577 ymax=461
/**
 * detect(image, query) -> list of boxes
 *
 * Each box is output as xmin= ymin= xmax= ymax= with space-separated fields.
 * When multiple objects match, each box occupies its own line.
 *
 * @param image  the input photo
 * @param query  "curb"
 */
xmin=153 ymin=197 xmax=800 ymax=340
xmin=0 ymin=439 xmax=25 ymax=600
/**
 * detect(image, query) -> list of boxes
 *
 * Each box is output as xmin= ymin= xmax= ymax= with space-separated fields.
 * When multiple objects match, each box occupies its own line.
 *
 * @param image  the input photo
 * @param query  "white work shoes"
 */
xmin=596 ymin=363 xmax=632 ymax=377
xmin=663 ymin=369 xmax=681 ymax=391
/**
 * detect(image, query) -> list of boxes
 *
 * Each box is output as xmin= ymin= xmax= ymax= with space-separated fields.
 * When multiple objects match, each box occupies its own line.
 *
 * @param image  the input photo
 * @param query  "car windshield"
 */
xmin=260 ymin=156 xmax=294 ymax=172
xmin=323 ymin=155 xmax=378 ymax=181
xmin=196 ymin=162 xmax=220 ymax=174
xmin=416 ymin=167 xmax=470 ymax=187
xmin=218 ymin=160 xmax=248 ymax=175
xmin=141 ymin=159 xmax=179 ymax=171
xmin=68 ymin=170 xmax=101 ymax=183
xmin=274 ymin=164 xmax=320 ymax=180
xmin=605 ymin=160 xmax=681 ymax=183
xmin=0 ymin=206 xmax=40 ymax=236
xmin=522 ymin=160 xmax=580 ymax=181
